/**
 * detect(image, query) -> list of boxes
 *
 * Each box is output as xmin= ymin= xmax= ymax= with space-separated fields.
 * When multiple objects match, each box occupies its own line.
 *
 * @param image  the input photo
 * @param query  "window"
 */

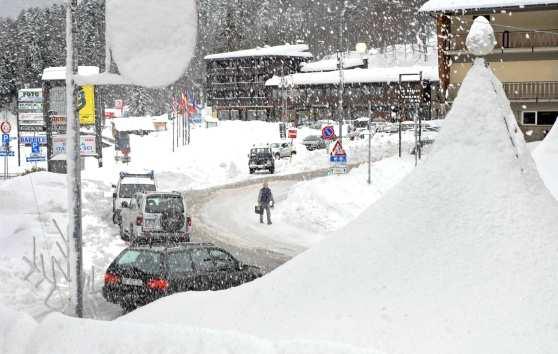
xmin=167 ymin=251 xmax=194 ymax=273
xmin=537 ymin=111 xmax=558 ymax=126
xmin=119 ymin=184 xmax=156 ymax=198
xmin=522 ymin=111 xmax=558 ymax=126
xmin=191 ymin=248 xmax=216 ymax=272
xmin=145 ymin=195 xmax=184 ymax=213
xmin=117 ymin=250 xmax=161 ymax=274
xmin=209 ymin=249 xmax=236 ymax=270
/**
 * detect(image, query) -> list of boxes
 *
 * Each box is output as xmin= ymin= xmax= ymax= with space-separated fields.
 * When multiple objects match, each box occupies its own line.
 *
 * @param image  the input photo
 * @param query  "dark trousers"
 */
xmin=260 ymin=204 xmax=271 ymax=224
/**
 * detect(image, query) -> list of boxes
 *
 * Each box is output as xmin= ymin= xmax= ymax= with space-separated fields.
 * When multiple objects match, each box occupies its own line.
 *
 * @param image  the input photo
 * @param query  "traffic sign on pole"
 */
xmin=322 ymin=125 xmax=335 ymax=141
xmin=0 ymin=121 xmax=11 ymax=134
xmin=0 ymin=151 xmax=15 ymax=157
xmin=31 ymin=141 xmax=40 ymax=154
xmin=2 ymin=134 xmax=9 ymax=146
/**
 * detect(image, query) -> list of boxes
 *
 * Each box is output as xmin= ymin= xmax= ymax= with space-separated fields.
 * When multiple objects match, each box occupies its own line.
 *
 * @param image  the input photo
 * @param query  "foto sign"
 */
xmin=53 ymin=135 xmax=97 ymax=157
xmin=18 ymin=88 xmax=45 ymax=132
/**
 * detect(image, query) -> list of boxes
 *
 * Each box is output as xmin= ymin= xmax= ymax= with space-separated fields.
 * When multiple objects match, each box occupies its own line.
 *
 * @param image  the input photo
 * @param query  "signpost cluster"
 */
xmin=323 ymin=124 xmax=348 ymax=175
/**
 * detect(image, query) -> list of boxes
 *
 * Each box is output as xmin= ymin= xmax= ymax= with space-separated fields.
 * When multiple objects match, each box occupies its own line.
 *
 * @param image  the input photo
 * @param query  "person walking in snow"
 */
xmin=257 ymin=182 xmax=274 ymax=225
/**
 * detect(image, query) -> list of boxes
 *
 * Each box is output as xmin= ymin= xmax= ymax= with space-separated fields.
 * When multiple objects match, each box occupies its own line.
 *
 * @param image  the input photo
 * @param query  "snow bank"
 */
xmin=277 ymin=157 xmax=415 ymax=233
xmin=123 ymin=59 xmax=558 ymax=354
xmin=533 ymin=119 xmax=558 ymax=199
xmin=23 ymin=312 xmax=377 ymax=354
xmin=0 ymin=304 xmax=37 ymax=354
xmin=107 ymin=0 xmax=197 ymax=87
xmin=420 ymin=0 xmax=558 ymax=12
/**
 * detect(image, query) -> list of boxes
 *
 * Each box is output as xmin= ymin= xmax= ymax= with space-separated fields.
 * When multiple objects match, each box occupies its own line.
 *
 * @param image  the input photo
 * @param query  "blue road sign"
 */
xmin=322 ymin=125 xmax=335 ymax=140
xmin=31 ymin=141 xmax=40 ymax=154
xmin=26 ymin=155 xmax=46 ymax=162
xmin=20 ymin=136 xmax=47 ymax=145
xmin=2 ymin=134 xmax=9 ymax=145
xmin=0 ymin=151 xmax=15 ymax=157
xmin=330 ymin=155 xmax=347 ymax=163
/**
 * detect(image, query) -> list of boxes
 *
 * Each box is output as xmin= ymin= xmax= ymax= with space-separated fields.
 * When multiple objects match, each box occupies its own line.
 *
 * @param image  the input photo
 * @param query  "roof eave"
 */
xmin=420 ymin=3 xmax=558 ymax=15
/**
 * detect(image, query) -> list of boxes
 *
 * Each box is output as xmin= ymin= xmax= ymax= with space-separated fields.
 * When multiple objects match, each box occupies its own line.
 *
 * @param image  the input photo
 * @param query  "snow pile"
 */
xmin=420 ymin=0 xmax=558 ymax=12
xmin=0 ymin=304 xmax=37 ymax=354
xmin=123 ymin=59 xmax=558 ymax=354
xmin=533 ymin=119 xmax=558 ymax=199
xmin=107 ymin=0 xmax=197 ymax=87
xmin=0 ymin=173 xmax=124 ymax=318
xmin=466 ymin=17 xmax=496 ymax=56
xmin=277 ymin=157 xmax=415 ymax=233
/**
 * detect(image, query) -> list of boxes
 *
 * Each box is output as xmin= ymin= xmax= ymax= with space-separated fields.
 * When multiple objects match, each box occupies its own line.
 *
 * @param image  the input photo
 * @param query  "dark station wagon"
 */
xmin=103 ymin=243 xmax=262 ymax=311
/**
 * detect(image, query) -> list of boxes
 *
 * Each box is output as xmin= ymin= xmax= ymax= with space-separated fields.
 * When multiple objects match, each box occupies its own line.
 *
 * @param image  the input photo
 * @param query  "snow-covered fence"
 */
xmin=22 ymin=219 xmax=98 ymax=316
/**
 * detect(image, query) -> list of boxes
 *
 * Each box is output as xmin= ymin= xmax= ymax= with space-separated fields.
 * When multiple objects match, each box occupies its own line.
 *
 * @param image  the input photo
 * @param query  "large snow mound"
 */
xmin=123 ymin=59 xmax=558 ymax=354
xmin=533 ymin=118 xmax=558 ymax=199
xmin=107 ymin=0 xmax=197 ymax=87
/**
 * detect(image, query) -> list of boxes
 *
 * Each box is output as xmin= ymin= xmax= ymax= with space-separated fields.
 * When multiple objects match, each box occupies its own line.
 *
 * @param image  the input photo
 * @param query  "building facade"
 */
xmin=265 ymin=48 xmax=444 ymax=125
xmin=204 ymin=44 xmax=313 ymax=121
xmin=421 ymin=0 xmax=558 ymax=141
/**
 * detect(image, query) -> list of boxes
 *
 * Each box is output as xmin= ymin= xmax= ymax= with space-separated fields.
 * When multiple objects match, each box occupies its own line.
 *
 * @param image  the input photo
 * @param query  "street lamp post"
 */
xmin=337 ymin=0 xmax=347 ymax=143
xmin=65 ymin=0 xmax=83 ymax=318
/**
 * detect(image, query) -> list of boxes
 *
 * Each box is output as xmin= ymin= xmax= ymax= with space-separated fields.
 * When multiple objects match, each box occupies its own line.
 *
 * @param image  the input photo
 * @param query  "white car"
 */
xmin=112 ymin=171 xmax=157 ymax=225
xmin=119 ymin=191 xmax=192 ymax=244
xmin=269 ymin=142 xmax=296 ymax=159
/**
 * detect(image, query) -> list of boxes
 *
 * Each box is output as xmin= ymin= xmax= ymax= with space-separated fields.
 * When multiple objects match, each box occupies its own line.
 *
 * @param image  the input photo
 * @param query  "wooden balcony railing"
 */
xmin=447 ymin=81 xmax=558 ymax=101
xmin=451 ymin=30 xmax=558 ymax=51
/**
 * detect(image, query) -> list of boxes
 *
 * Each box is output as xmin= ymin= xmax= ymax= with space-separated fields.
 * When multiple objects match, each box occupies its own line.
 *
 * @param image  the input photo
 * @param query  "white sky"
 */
xmin=0 ymin=0 xmax=62 ymax=18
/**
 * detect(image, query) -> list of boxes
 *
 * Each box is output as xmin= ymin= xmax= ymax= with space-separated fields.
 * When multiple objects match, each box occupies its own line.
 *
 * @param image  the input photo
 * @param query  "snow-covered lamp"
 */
xmin=106 ymin=0 xmax=197 ymax=88
xmin=466 ymin=16 xmax=496 ymax=56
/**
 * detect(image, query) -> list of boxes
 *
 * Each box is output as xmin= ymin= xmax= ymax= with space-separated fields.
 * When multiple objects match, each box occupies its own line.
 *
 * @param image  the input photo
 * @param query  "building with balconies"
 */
xmin=204 ymin=44 xmax=313 ymax=121
xmin=420 ymin=0 xmax=558 ymax=141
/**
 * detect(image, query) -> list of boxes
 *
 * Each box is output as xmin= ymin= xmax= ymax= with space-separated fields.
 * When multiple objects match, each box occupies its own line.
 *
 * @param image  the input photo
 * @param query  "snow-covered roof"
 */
xmin=111 ymin=117 xmax=157 ymax=132
xmin=41 ymin=66 xmax=100 ymax=81
xmin=301 ymin=56 xmax=365 ymax=72
xmin=420 ymin=0 xmax=558 ymax=12
xmin=204 ymin=44 xmax=313 ymax=60
xmin=266 ymin=65 xmax=438 ymax=87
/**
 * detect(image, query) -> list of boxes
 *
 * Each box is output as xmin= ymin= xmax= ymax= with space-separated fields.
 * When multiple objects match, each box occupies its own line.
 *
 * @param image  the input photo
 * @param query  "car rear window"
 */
xmin=116 ymin=250 xmax=161 ymax=274
xmin=167 ymin=251 xmax=194 ymax=273
xmin=119 ymin=184 xmax=156 ymax=198
xmin=145 ymin=195 xmax=184 ymax=214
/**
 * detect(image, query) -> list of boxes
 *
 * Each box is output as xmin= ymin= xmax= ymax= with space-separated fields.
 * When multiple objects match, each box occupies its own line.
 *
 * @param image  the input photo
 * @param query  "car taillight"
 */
xmin=104 ymin=272 xmax=120 ymax=285
xmin=136 ymin=214 xmax=143 ymax=226
xmin=147 ymin=278 xmax=169 ymax=290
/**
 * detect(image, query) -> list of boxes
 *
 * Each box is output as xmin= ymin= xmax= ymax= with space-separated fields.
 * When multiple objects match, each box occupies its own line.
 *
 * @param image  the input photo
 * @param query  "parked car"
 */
xmin=248 ymin=146 xmax=275 ymax=174
xmin=302 ymin=135 xmax=327 ymax=151
xmin=270 ymin=142 xmax=296 ymax=159
xmin=119 ymin=191 xmax=192 ymax=243
xmin=102 ymin=243 xmax=262 ymax=311
xmin=112 ymin=171 xmax=157 ymax=225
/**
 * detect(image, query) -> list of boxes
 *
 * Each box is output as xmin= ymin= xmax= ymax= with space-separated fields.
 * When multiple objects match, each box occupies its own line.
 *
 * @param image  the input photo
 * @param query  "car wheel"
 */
xmin=112 ymin=213 xmax=120 ymax=225
xmin=269 ymin=167 xmax=275 ymax=174
xmin=121 ymin=301 xmax=137 ymax=313
xmin=249 ymin=168 xmax=254 ymax=174
xmin=274 ymin=153 xmax=281 ymax=160
xmin=291 ymin=151 xmax=296 ymax=156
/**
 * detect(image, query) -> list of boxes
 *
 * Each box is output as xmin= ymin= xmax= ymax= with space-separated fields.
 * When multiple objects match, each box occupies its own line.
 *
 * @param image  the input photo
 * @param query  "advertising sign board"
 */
xmin=78 ymin=85 xmax=96 ymax=125
xmin=53 ymin=135 xmax=97 ymax=157
xmin=18 ymin=88 xmax=45 ymax=132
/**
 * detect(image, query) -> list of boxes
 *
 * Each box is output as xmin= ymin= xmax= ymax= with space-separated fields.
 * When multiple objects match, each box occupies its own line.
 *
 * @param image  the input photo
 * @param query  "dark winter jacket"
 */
xmin=258 ymin=187 xmax=274 ymax=206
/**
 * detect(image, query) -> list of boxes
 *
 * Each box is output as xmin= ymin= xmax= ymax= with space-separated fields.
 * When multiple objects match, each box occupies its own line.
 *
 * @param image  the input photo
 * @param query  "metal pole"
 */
xmin=65 ymin=0 xmax=83 ymax=318
xmin=337 ymin=0 xmax=346 ymax=144
xmin=172 ymin=116 xmax=175 ymax=152
xmin=368 ymin=101 xmax=372 ymax=185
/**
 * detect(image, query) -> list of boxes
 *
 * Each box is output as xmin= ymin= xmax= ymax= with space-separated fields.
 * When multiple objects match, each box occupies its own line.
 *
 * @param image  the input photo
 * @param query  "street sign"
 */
xmin=115 ymin=99 xmax=123 ymax=110
xmin=0 ymin=151 xmax=15 ymax=157
xmin=53 ymin=135 xmax=97 ymax=157
xmin=20 ymin=136 xmax=47 ymax=145
xmin=288 ymin=128 xmax=297 ymax=139
xmin=26 ymin=155 xmax=46 ymax=162
xmin=0 ymin=121 xmax=11 ymax=134
xmin=330 ymin=140 xmax=346 ymax=156
xmin=330 ymin=154 xmax=347 ymax=163
xmin=31 ymin=141 xmax=40 ymax=154
xmin=279 ymin=123 xmax=286 ymax=139
xmin=322 ymin=125 xmax=335 ymax=141
xmin=2 ymin=134 xmax=9 ymax=145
